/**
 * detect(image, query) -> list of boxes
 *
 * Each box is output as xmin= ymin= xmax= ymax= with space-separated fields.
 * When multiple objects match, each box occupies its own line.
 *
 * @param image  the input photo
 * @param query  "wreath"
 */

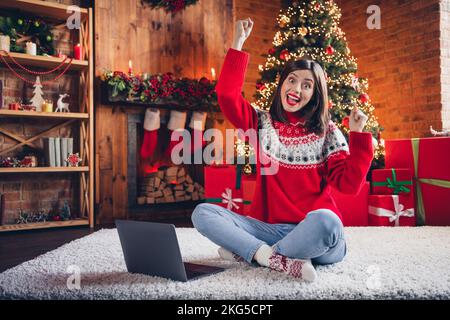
xmin=0 ymin=12 xmax=55 ymax=55
xmin=141 ymin=0 xmax=199 ymax=14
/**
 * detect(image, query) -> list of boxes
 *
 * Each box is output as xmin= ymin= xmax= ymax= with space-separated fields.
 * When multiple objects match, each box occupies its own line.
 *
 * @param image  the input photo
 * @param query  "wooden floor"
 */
xmin=0 ymin=218 xmax=193 ymax=273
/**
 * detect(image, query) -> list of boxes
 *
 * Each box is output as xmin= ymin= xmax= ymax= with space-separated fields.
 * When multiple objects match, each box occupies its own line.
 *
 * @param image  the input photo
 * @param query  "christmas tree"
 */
xmin=31 ymin=76 xmax=45 ymax=112
xmin=252 ymin=0 xmax=384 ymax=169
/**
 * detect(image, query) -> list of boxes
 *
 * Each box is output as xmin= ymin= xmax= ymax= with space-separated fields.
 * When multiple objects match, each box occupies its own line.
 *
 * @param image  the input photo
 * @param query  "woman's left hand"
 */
xmin=349 ymin=106 xmax=368 ymax=132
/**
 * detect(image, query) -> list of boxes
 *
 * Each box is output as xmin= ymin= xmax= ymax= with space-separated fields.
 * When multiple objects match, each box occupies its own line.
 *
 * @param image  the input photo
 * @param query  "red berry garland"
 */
xmin=0 ymin=50 xmax=73 ymax=85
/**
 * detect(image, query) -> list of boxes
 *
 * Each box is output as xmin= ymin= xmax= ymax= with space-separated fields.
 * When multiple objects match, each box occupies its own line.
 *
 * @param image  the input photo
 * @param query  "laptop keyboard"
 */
xmin=184 ymin=262 xmax=223 ymax=279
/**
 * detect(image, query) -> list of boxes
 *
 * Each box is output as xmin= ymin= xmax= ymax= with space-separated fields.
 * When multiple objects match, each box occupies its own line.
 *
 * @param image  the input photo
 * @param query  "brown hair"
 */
xmin=269 ymin=59 xmax=330 ymax=136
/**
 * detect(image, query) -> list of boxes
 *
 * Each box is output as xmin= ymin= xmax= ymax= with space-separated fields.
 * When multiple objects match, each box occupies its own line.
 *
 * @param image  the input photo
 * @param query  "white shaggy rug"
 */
xmin=1 ymin=227 xmax=450 ymax=300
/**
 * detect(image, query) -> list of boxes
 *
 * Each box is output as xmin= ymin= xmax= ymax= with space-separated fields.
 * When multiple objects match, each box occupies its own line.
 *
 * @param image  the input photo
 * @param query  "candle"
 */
xmin=74 ymin=43 xmax=82 ymax=60
xmin=8 ymin=103 xmax=20 ymax=110
xmin=26 ymin=42 xmax=37 ymax=56
xmin=128 ymin=60 xmax=133 ymax=75
xmin=0 ymin=35 xmax=10 ymax=52
xmin=211 ymin=68 xmax=216 ymax=80
xmin=42 ymin=101 xmax=53 ymax=113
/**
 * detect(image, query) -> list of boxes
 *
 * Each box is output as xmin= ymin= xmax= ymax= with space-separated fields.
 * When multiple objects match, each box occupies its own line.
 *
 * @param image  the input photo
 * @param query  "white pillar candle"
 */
xmin=0 ymin=35 xmax=10 ymax=52
xmin=26 ymin=41 xmax=37 ymax=56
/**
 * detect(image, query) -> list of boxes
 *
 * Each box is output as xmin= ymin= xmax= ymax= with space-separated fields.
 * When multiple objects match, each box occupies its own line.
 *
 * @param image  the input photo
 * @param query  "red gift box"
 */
xmin=368 ymin=194 xmax=415 ymax=227
xmin=385 ymin=137 xmax=450 ymax=226
xmin=371 ymin=168 xmax=413 ymax=195
xmin=330 ymin=182 xmax=370 ymax=226
xmin=204 ymin=165 xmax=251 ymax=214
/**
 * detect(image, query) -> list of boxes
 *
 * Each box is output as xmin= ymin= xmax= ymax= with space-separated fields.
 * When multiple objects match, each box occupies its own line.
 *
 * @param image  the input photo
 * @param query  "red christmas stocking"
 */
xmin=140 ymin=108 xmax=160 ymax=160
xmin=164 ymin=110 xmax=188 ymax=160
xmin=189 ymin=111 xmax=208 ymax=158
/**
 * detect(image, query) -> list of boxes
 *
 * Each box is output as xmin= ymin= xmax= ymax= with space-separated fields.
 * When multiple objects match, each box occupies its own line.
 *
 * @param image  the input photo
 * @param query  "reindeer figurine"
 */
xmin=55 ymin=94 xmax=70 ymax=112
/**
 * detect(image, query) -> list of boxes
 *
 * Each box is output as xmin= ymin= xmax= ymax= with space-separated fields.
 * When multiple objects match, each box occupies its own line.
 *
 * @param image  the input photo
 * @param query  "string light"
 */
xmin=252 ymin=0 xmax=383 ymax=161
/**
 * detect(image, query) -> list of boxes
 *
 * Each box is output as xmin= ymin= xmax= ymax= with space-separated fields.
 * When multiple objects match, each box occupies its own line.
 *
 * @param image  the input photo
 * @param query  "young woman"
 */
xmin=191 ymin=18 xmax=374 ymax=282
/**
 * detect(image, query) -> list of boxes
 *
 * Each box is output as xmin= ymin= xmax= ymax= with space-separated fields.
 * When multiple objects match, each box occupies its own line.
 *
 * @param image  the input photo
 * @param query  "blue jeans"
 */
xmin=191 ymin=203 xmax=347 ymax=265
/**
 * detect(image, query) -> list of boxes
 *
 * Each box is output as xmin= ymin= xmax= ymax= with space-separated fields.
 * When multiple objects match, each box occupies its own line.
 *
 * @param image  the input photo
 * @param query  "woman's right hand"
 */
xmin=232 ymin=18 xmax=253 ymax=51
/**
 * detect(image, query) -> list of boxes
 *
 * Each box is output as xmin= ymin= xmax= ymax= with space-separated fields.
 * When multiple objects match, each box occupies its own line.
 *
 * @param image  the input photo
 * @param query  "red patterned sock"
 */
xmin=268 ymin=252 xmax=317 ymax=282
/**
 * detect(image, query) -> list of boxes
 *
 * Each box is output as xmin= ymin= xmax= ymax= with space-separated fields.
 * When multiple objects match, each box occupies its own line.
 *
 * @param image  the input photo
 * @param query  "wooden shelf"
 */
xmin=0 ymin=1 xmax=94 ymax=231
xmin=0 ymin=219 xmax=89 ymax=232
xmin=0 ymin=51 xmax=88 ymax=71
xmin=0 ymin=0 xmax=88 ymax=22
xmin=0 ymin=166 xmax=89 ymax=173
xmin=0 ymin=109 xmax=89 ymax=119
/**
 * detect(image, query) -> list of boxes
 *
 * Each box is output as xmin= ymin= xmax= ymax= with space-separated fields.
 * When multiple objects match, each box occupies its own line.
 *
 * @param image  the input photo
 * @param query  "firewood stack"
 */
xmin=137 ymin=166 xmax=205 ymax=204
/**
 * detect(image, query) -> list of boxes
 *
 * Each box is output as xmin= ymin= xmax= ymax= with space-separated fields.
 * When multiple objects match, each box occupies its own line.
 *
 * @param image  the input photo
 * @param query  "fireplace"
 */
xmin=127 ymin=112 xmax=205 ymax=220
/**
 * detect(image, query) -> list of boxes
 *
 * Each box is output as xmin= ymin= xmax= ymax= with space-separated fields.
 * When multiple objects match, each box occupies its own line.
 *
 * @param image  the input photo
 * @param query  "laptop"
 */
xmin=115 ymin=220 xmax=225 ymax=282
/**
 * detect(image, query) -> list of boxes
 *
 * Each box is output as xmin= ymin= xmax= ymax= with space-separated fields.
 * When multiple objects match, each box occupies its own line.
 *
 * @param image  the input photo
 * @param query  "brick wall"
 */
xmin=441 ymin=0 xmax=450 ymax=131
xmin=335 ymin=0 xmax=444 ymax=139
xmin=234 ymin=0 xmax=282 ymax=102
xmin=0 ymin=0 xmax=81 ymax=224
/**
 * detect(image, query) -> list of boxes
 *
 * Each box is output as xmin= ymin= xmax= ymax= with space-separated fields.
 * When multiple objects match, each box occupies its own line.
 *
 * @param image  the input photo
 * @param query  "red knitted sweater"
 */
xmin=215 ymin=48 xmax=374 ymax=224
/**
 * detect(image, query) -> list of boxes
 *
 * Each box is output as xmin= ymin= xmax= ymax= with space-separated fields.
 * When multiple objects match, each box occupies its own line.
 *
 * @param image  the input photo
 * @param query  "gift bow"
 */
xmin=369 ymin=195 xmax=415 ymax=227
xmin=221 ymin=188 xmax=244 ymax=210
xmin=371 ymin=168 xmax=412 ymax=194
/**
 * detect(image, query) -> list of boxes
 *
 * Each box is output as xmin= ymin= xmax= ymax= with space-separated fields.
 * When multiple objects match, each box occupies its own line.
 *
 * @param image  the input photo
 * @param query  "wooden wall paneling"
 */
xmin=94 ymin=0 xmax=237 ymax=224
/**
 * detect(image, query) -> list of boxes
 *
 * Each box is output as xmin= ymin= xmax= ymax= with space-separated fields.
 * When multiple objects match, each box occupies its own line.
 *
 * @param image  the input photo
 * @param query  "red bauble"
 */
xmin=280 ymin=49 xmax=290 ymax=61
xmin=359 ymin=93 xmax=370 ymax=103
xmin=326 ymin=45 xmax=335 ymax=55
xmin=342 ymin=116 xmax=350 ymax=129
xmin=53 ymin=215 xmax=61 ymax=221
xmin=268 ymin=48 xmax=276 ymax=55
xmin=256 ymin=82 xmax=266 ymax=91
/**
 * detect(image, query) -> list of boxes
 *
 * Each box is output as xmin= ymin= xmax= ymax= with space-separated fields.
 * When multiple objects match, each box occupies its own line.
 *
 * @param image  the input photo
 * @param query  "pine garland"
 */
xmin=141 ymin=0 xmax=199 ymax=14
xmin=0 ymin=12 xmax=55 ymax=55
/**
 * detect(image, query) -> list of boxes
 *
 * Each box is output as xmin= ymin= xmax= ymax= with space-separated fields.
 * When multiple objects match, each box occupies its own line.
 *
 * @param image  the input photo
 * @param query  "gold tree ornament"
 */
xmin=243 ymin=164 xmax=253 ymax=175
xmin=299 ymin=27 xmax=308 ymax=37
xmin=278 ymin=15 xmax=290 ymax=28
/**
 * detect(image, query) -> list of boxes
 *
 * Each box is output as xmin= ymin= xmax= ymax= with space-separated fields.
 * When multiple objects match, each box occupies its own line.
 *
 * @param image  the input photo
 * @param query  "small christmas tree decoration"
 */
xmin=65 ymin=153 xmax=82 ymax=167
xmin=31 ymin=76 xmax=45 ymax=111
xmin=60 ymin=201 xmax=71 ymax=221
